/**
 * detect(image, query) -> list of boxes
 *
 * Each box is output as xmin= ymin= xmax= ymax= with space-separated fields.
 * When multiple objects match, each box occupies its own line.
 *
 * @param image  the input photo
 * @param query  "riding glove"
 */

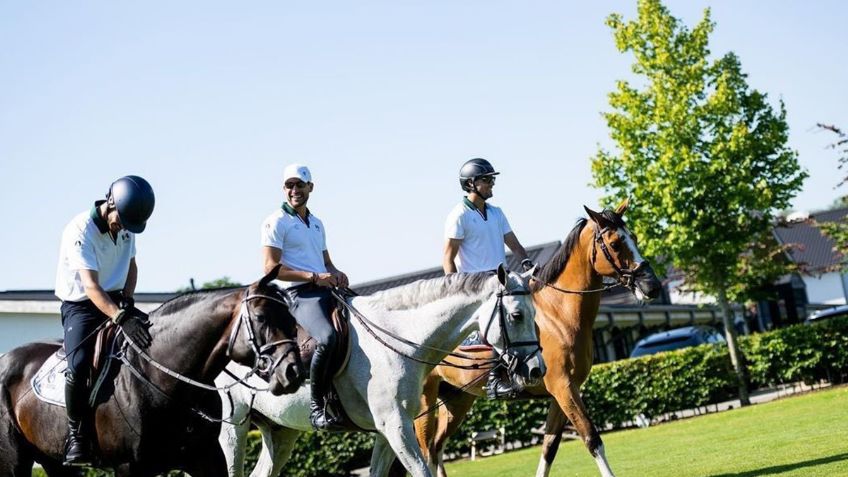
xmin=113 ymin=308 xmax=153 ymax=348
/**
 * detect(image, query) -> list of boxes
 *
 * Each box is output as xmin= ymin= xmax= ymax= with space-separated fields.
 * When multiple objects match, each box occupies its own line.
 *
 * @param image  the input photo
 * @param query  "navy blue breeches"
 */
xmin=61 ymin=291 xmax=122 ymax=379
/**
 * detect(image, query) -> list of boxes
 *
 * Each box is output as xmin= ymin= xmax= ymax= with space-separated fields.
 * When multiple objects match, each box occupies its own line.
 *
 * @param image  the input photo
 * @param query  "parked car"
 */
xmin=629 ymin=325 xmax=725 ymax=358
xmin=805 ymin=304 xmax=848 ymax=325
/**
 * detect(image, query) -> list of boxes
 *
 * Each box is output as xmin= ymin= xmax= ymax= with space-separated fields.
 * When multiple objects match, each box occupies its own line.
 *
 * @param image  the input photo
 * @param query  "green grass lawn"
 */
xmin=445 ymin=386 xmax=848 ymax=477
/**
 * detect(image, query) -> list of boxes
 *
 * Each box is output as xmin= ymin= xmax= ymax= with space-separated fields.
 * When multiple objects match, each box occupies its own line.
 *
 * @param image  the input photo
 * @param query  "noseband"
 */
xmin=591 ymin=225 xmax=648 ymax=292
xmin=481 ymin=287 xmax=541 ymax=372
xmin=227 ymin=288 xmax=299 ymax=378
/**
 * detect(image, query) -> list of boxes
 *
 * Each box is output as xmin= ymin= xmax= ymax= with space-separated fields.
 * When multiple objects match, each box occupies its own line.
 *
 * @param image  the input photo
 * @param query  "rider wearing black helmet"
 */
xmin=444 ymin=158 xmax=534 ymax=398
xmin=55 ymin=175 xmax=155 ymax=466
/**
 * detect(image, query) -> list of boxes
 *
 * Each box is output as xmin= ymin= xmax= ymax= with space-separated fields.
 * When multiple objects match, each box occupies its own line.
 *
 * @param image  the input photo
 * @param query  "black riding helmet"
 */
xmin=459 ymin=158 xmax=500 ymax=192
xmin=108 ymin=176 xmax=155 ymax=233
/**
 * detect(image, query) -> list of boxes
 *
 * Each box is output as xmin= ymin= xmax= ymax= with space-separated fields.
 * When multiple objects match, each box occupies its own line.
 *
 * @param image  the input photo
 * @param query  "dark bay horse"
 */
xmin=392 ymin=202 xmax=662 ymax=477
xmin=0 ymin=266 xmax=305 ymax=476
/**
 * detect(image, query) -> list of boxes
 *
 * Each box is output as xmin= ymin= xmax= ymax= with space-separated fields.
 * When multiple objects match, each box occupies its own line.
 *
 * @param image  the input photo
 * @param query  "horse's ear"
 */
xmin=584 ymin=206 xmax=606 ymax=227
xmin=497 ymin=263 xmax=508 ymax=287
xmin=259 ymin=264 xmax=282 ymax=289
xmin=615 ymin=198 xmax=629 ymax=216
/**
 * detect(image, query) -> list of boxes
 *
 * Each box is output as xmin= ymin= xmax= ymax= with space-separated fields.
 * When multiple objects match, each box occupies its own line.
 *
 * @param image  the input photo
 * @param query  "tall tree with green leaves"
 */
xmin=815 ymin=124 xmax=848 ymax=271
xmin=592 ymin=0 xmax=807 ymax=404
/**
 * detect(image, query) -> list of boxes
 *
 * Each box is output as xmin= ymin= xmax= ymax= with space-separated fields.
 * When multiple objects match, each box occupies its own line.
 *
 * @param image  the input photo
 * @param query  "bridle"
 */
xmin=535 ymin=220 xmax=649 ymax=295
xmin=480 ymin=287 xmax=542 ymax=379
xmin=226 ymin=287 xmax=300 ymax=380
xmin=117 ymin=286 xmax=300 ymax=424
xmin=590 ymin=224 xmax=648 ymax=293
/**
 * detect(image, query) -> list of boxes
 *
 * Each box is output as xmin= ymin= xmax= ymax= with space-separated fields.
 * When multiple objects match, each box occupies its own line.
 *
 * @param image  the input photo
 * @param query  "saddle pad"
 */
xmin=31 ymin=351 xmax=68 ymax=407
xmin=458 ymin=331 xmax=493 ymax=353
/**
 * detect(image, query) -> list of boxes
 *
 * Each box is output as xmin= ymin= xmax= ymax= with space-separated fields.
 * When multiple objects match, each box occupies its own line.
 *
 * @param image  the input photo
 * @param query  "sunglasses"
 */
xmin=284 ymin=181 xmax=308 ymax=190
xmin=477 ymin=176 xmax=496 ymax=185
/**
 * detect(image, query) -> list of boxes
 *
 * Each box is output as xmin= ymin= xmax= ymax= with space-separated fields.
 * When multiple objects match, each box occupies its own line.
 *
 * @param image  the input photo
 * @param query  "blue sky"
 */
xmin=1 ymin=1 xmax=845 ymax=292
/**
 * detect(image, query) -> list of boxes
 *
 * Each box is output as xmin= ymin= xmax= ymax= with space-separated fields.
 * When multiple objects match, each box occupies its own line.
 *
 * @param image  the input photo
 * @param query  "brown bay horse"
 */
xmin=392 ymin=202 xmax=662 ymax=477
xmin=0 ymin=266 xmax=305 ymax=476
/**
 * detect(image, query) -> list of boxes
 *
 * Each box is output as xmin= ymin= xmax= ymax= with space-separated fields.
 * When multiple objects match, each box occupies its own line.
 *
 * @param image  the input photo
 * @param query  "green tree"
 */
xmin=815 ymin=124 xmax=848 ymax=271
xmin=591 ymin=0 xmax=807 ymax=404
xmin=176 ymin=276 xmax=242 ymax=293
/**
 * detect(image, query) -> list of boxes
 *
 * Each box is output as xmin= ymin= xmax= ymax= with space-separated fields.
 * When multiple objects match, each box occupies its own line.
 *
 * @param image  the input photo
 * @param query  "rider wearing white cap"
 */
xmin=443 ymin=158 xmax=533 ymax=398
xmin=56 ymin=175 xmax=155 ymax=466
xmin=261 ymin=164 xmax=349 ymax=430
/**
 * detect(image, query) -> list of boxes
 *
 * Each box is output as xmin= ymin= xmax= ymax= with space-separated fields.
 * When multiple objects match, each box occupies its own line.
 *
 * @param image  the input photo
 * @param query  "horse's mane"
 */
xmin=152 ymin=287 xmax=241 ymax=316
xmin=362 ymin=272 xmax=498 ymax=311
xmin=533 ymin=210 xmax=625 ymax=288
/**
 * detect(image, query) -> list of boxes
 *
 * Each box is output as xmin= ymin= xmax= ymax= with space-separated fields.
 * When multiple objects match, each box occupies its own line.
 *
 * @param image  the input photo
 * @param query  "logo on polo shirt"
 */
xmin=122 ymin=232 xmax=130 ymax=242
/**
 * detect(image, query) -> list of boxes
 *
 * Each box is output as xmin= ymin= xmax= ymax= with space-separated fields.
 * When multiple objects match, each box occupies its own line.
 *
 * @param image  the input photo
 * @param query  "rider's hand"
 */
xmin=114 ymin=308 xmax=152 ymax=348
xmin=314 ymin=272 xmax=338 ymax=288
xmin=333 ymin=271 xmax=349 ymax=288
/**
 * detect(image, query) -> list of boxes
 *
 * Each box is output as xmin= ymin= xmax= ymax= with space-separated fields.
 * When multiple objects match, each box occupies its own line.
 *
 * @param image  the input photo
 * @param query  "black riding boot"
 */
xmin=63 ymin=372 xmax=95 ymax=467
xmin=309 ymin=344 xmax=342 ymax=431
xmin=486 ymin=367 xmax=520 ymax=400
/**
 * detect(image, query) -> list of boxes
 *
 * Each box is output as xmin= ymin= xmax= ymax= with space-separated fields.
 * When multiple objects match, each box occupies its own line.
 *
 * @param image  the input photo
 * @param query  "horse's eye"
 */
xmin=610 ymin=240 xmax=622 ymax=251
xmin=510 ymin=311 xmax=523 ymax=322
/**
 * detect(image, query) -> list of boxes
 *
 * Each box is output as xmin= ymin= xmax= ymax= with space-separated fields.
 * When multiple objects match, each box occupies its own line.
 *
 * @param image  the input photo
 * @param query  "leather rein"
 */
xmin=118 ymin=287 xmax=298 ymax=424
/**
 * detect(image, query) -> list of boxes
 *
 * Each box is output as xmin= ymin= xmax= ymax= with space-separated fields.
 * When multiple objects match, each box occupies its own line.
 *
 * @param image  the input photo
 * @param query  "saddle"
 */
xmin=32 ymin=324 xmax=122 ymax=408
xmin=296 ymin=299 xmax=352 ymax=378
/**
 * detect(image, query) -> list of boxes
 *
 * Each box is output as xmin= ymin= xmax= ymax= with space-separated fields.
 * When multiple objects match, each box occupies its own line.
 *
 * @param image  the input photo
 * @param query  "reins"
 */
xmin=330 ymin=289 xmax=499 ymax=370
xmin=117 ymin=287 xmax=298 ymax=424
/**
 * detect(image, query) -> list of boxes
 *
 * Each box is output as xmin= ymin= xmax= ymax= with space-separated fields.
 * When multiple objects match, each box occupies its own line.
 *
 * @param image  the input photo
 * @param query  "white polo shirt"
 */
xmin=444 ymin=198 xmax=512 ymax=273
xmin=261 ymin=203 xmax=328 ymax=288
xmin=55 ymin=203 xmax=136 ymax=302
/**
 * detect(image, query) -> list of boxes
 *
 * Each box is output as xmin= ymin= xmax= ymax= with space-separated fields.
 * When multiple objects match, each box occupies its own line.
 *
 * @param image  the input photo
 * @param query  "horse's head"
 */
xmin=583 ymin=200 xmax=663 ymax=301
xmin=479 ymin=264 xmax=546 ymax=390
xmin=228 ymin=266 xmax=306 ymax=395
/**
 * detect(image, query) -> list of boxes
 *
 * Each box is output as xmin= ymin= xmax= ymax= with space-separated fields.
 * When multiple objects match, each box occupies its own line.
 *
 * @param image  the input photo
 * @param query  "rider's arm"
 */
xmin=323 ymin=250 xmax=348 ymax=288
xmin=123 ymin=257 xmax=138 ymax=300
xmin=443 ymin=238 xmax=462 ymax=274
xmin=263 ymin=246 xmax=337 ymax=286
xmin=263 ymin=246 xmax=314 ymax=283
xmin=504 ymin=232 xmax=529 ymax=262
xmin=79 ymin=269 xmax=122 ymax=321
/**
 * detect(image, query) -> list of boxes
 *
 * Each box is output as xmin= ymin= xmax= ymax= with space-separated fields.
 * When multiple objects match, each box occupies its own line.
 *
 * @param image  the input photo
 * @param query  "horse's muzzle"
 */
xmin=635 ymin=264 xmax=663 ymax=301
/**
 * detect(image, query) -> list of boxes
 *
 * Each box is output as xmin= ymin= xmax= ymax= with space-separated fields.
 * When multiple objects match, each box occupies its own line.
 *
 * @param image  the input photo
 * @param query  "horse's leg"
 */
xmin=535 ymin=400 xmax=567 ymax=477
xmin=548 ymin=380 xmax=614 ymax=477
xmin=371 ymin=434 xmax=401 ymax=477
xmin=0 ymin=409 xmax=34 ymax=477
xmin=218 ymin=399 xmax=252 ymax=477
xmin=250 ymin=422 xmax=300 ymax=477
xmin=376 ymin=412 xmax=433 ymax=477
xmin=417 ymin=373 xmax=442 ymax=471
xmin=386 ymin=370 xmax=445 ymax=477
xmin=184 ymin=443 xmax=228 ymax=477
xmin=428 ymin=389 xmax=478 ymax=477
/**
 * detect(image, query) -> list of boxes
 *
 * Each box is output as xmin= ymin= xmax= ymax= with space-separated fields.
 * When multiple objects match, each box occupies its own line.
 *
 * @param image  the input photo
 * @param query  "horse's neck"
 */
xmin=357 ymin=288 xmax=492 ymax=364
xmin=540 ymin=229 xmax=603 ymax=330
xmin=139 ymin=297 xmax=235 ymax=389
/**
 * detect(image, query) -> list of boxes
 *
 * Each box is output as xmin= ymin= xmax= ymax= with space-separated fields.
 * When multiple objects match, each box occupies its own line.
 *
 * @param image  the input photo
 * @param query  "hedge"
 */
xmin=33 ymin=317 xmax=848 ymax=476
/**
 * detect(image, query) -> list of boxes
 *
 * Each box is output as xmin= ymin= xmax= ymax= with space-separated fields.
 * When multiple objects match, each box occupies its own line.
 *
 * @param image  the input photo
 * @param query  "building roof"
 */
xmin=775 ymin=207 xmax=848 ymax=274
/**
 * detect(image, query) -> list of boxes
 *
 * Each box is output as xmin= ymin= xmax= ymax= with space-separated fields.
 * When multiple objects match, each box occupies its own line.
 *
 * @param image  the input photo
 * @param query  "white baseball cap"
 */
xmin=283 ymin=164 xmax=312 ymax=183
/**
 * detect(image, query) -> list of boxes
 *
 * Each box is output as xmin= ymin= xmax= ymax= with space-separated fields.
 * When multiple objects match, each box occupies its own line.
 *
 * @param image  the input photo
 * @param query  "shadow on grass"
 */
xmin=710 ymin=452 xmax=848 ymax=477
